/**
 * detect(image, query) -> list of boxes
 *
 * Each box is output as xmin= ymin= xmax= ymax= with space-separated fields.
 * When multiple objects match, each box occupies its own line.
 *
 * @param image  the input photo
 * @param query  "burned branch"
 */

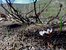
xmin=1 ymin=0 xmax=31 ymax=24
xmin=47 ymin=3 xmax=63 ymax=24
xmin=1 ymin=3 xmax=24 ymax=22
xmin=6 ymin=0 xmax=18 ymax=13
xmin=37 ymin=0 xmax=52 ymax=16
xmin=33 ymin=0 xmax=42 ymax=23
xmin=28 ymin=0 xmax=52 ymax=23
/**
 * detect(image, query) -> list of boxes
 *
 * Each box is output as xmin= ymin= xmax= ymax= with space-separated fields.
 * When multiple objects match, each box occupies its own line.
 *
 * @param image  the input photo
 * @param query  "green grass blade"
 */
xmin=60 ymin=16 xmax=62 ymax=32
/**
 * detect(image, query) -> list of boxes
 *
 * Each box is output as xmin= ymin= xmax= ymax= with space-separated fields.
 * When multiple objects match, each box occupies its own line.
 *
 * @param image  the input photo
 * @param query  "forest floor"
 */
xmin=0 ymin=21 xmax=66 ymax=50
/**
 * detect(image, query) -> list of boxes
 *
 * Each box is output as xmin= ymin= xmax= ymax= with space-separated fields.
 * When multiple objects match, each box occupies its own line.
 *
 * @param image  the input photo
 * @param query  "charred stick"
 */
xmin=47 ymin=3 xmax=63 ymax=24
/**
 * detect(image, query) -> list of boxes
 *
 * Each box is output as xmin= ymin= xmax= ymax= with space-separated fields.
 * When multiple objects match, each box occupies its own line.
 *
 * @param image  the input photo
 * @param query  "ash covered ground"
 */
xmin=0 ymin=21 xmax=66 ymax=50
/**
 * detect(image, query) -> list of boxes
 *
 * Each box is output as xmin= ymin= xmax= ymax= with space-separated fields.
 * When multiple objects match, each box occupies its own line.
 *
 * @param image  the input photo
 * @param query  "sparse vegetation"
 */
xmin=0 ymin=0 xmax=66 ymax=50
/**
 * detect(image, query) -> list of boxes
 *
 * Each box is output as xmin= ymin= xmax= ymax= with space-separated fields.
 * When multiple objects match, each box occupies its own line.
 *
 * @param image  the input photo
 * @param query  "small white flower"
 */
xmin=39 ymin=30 xmax=46 ymax=36
xmin=39 ymin=28 xmax=53 ymax=36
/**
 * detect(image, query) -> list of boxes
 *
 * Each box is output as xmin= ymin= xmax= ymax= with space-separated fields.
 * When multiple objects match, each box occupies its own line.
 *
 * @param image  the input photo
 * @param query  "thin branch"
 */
xmin=33 ymin=0 xmax=42 ymax=23
xmin=56 ymin=3 xmax=63 ymax=17
xmin=1 ymin=2 xmax=26 ymax=23
xmin=37 ymin=0 xmax=52 ymax=16
xmin=6 ymin=0 xmax=18 ymax=13
xmin=33 ymin=0 xmax=37 ymax=16
xmin=5 ymin=0 xmax=31 ymax=24
xmin=47 ymin=3 xmax=63 ymax=24
xmin=26 ymin=9 xmax=34 ymax=15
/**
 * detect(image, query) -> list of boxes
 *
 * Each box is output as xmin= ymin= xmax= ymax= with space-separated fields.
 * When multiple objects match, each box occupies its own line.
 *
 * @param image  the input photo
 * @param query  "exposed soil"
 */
xmin=0 ymin=21 xmax=66 ymax=50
